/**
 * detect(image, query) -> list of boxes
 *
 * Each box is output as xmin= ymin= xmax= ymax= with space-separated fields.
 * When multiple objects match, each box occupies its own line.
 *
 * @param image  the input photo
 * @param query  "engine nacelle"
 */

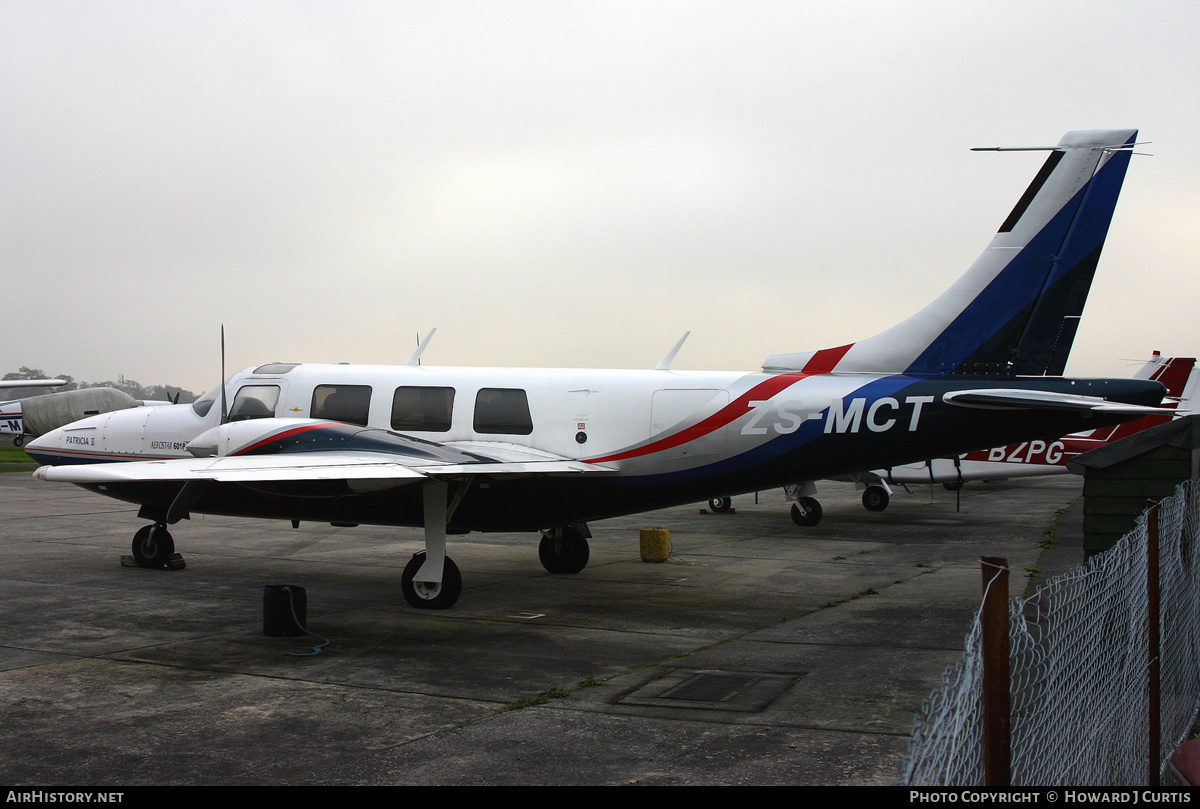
xmin=187 ymin=418 xmax=331 ymax=458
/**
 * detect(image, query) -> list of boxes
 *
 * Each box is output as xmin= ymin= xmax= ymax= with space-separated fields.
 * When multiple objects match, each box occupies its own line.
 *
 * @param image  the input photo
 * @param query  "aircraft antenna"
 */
xmin=405 ymin=329 xmax=437 ymax=366
xmin=219 ymin=325 xmax=229 ymax=424
xmin=655 ymin=331 xmax=691 ymax=371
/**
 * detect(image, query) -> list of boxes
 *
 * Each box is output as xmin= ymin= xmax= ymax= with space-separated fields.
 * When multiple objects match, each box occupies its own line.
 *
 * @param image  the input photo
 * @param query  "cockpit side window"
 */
xmin=473 ymin=388 xmax=533 ymax=435
xmin=191 ymin=384 xmax=221 ymax=417
xmin=312 ymin=384 xmax=372 ymax=426
xmin=391 ymin=386 xmax=455 ymax=432
xmin=229 ymin=385 xmax=280 ymax=421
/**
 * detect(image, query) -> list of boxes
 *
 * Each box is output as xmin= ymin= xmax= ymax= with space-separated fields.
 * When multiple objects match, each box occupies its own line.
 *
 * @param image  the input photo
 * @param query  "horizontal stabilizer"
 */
xmin=942 ymin=389 xmax=1167 ymax=415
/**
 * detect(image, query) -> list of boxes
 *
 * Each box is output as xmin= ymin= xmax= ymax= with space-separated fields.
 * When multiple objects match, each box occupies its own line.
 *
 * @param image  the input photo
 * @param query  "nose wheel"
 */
xmin=131 ymin=524 xmax=175 ymax=569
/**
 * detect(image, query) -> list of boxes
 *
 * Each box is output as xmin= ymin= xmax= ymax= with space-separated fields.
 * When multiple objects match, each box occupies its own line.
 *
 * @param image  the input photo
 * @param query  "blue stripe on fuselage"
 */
xmin=629 ymin=375 xmax=916 ymax=484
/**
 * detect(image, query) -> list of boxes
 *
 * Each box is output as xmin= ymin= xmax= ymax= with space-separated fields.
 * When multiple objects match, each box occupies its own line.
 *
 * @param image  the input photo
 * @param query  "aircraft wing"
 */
xmin=942 ymin=389 xmax=1166 ymax=414
xmin=32 ymin=453 xmax=430 ymax=484
xmin=1 ymin=379 xmax=66 ymax=389
xmin=32 ymin=447 xmax=615 ymax=486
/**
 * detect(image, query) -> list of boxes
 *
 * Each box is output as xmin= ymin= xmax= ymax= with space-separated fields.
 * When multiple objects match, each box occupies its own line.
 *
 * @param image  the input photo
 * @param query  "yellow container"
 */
xmin=639 ymin=527 xmax=671 ymax=562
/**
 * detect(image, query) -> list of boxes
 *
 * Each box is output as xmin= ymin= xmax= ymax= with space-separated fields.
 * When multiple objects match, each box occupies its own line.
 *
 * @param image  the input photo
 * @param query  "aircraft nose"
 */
xmin=22 ymin=412 xmax=114 ymax=466
xmin=24 ymin=426 xmax=67 ymax=465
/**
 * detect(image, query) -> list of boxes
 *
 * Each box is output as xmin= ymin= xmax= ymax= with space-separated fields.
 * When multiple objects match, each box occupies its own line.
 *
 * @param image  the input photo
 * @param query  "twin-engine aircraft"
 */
xmin=27 ymin=129 xmax=1168 ymax=610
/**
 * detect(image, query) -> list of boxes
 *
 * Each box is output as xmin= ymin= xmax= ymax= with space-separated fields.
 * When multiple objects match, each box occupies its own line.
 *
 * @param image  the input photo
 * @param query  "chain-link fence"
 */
xmin=897 ymin=479 xmax=1200 ymax=786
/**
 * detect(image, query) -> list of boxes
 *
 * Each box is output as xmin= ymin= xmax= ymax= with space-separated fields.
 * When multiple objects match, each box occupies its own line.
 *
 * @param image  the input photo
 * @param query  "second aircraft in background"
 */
xmin=758 ymin=352 xmax=1196 ymax=525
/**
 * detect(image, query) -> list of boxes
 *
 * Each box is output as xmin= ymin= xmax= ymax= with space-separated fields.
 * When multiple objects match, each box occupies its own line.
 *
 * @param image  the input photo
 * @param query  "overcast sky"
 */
xmin=4 ymin=1 xmax=1199 ymax=393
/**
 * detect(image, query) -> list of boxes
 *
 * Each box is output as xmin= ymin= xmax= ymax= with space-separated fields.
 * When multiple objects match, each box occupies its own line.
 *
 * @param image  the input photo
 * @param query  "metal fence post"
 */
xmin=981 ymin=555 xmax=1011 ymax=786
xmin=1148 ymin=503 xmax=1161 ymax=786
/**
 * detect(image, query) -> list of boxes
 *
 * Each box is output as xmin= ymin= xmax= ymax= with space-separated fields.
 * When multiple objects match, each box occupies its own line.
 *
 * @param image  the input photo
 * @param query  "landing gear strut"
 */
xmin=400 ymin=481 xmax=463 ymax=609
xmin=539 ymin=525 xmax=591 ymax=574
xmin=131 ymin=523 xmax=175 ymax=569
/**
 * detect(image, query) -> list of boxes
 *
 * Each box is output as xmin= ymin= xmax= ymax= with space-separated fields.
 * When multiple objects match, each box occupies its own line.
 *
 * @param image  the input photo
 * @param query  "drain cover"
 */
xmin=660 ymin=672 xmax=761 ymax=702
xmin=617 ymin=668 xmax=801 ymax=713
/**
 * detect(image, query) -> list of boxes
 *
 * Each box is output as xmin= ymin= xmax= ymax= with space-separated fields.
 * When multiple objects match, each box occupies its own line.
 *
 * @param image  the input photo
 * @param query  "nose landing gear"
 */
xmin=131 ymin=523 xmax=183 ymax=570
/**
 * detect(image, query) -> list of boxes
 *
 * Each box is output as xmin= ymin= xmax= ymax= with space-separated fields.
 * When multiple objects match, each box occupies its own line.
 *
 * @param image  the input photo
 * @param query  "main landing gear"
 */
xmin=399 ymin=520 xmax=592 ymax=610
xmin=538 ymin=524 xmax=591 ymax=574
xmin=786 ymin=482 xmax=823 ymax=527
xmin=861 ymin=485 xmax=890 ymax=512
xmin=124 ymin=482 xmax=596 ymax=612
xmin=707 ymin=497 xmax=733 ymax=514
xmin=790 ymin=497 xmax=822 ymax=526
xmin=401 ymin=551 xmax=462 ymax=609
xmin=785 ymin=479 xmax=893 ymax=527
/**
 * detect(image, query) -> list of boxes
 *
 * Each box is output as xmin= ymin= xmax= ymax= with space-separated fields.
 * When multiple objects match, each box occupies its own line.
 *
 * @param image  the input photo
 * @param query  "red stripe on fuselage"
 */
xmin=586 ymin=372 xmax=808 ymax=464
xmin=801 ymin=343 xmax=854 ymax=375
xmin=231 ymin=423 xmax=330 ymax=456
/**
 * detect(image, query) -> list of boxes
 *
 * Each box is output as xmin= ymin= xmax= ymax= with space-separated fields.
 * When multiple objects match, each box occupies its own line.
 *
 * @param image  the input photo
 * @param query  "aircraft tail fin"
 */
xmin=764 ymin=129 xmax=1139 ymax=376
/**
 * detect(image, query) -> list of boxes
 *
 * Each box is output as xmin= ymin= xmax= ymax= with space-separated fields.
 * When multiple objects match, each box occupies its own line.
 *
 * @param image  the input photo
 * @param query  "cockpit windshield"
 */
xmin=191 ymin=384 xmax=221 ymax=417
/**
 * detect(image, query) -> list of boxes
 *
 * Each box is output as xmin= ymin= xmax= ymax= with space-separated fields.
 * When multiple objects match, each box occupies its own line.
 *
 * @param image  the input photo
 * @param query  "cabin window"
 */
xmin=473 ymin=388 xmax=533 ymax=435
xmin=228 ymin=385 xmax=280 ymax=421
xmin=311 ymin=384 xmax=372 ymax=426
xmin=391 ymin=386 xmax=455 ymax=432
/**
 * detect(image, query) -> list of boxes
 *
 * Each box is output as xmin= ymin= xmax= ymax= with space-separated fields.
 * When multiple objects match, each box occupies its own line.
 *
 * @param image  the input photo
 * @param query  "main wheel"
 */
xmin=131 ymin=524 xmax=174 ymax=569
xmin=790 ymin=497 xmax=822 ymax=527
xmin=12 ymin=435 xmax=23 ymax=447
xmin=862 ymin=486 xmax=889 ymax=512
xmin=943 ymin=480 xmax=965 ymax=491
xmin=708 ymin=497 xmax=732 ymax=514
xmin=401 ymin=552 xmax=462 ymax=609
xmin=539 ymin=526 xmax=590 ymax=574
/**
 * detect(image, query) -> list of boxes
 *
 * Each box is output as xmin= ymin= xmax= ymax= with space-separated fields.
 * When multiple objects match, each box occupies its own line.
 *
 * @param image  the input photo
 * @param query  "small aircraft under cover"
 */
xmin=28 ymin=129 xmax=1167 ymax=609
xmin=1 ymin=388 xmax=172 ymax=447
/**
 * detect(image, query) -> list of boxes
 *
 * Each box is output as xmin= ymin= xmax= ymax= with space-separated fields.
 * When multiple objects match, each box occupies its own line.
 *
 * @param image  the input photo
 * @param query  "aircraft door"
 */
xmin=229 ymin=383 xmax=285 ymax=421
xmin=650 ymin=389 xmax=728 ymax=459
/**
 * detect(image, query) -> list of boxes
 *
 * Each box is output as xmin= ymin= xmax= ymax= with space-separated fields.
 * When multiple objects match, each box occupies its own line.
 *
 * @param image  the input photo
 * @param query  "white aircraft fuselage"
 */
xmin=26 ymin=361 xmax=1163 ymax=532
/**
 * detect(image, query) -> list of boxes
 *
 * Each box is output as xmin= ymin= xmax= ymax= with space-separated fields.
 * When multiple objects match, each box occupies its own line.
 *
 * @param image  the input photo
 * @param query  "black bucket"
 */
xmin=263 ymin=584 xmax=307 ymax=637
